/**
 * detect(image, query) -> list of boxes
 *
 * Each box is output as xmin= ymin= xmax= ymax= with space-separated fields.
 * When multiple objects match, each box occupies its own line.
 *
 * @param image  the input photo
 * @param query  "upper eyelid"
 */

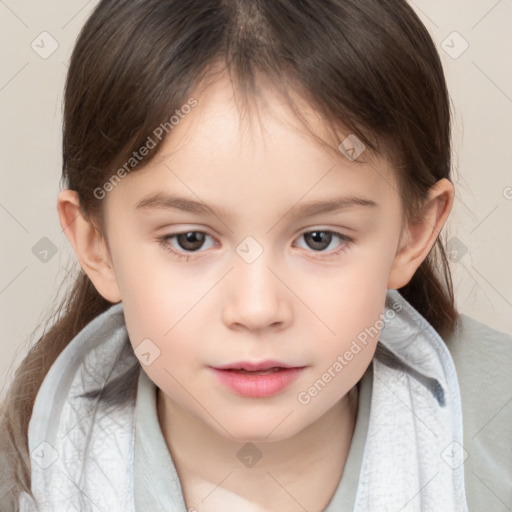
xmin=163 ymin=228 xmax=350 ymax=238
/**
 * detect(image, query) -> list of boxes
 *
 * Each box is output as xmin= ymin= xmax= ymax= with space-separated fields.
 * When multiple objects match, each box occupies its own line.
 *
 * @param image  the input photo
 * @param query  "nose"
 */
xmin=221 ymin=251 xmax=292 ymax=333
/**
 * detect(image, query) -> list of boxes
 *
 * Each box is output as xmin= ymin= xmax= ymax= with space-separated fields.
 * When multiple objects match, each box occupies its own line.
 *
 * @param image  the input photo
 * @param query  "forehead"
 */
xmin=157 ymin=70 xmax=370 ymax=165
xmin=105 ymin=70 xmax=401 ymax=217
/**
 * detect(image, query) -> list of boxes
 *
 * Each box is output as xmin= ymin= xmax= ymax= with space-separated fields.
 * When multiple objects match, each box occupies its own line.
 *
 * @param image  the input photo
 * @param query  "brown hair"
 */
xmin=0 ymin=0 xmax=458 ymax=505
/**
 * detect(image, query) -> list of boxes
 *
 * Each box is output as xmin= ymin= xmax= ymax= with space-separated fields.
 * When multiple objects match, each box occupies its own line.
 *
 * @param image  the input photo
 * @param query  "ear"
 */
xmin=387 ymin=178 xmax=454 ymax=290
xmin=57 ymin=189 xmax=122 ymax=303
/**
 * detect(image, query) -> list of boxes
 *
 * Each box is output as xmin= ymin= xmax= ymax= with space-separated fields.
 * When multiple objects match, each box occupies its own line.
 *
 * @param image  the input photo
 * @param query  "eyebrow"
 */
xmin=135 ymin=192 xmax=378 ymax=219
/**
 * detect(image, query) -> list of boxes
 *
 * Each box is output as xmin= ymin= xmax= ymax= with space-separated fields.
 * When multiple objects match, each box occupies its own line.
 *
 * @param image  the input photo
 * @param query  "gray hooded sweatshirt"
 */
xmin=2 ymin=289 xmax=511 ymax=511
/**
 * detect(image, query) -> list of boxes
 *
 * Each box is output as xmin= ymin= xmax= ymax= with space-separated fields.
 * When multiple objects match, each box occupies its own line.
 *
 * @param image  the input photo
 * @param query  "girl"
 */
xmin=1 ymin=0 xmax=511 ymax=510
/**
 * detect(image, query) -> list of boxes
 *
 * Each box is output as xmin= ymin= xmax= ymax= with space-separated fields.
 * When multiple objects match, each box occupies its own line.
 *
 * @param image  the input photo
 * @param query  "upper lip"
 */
xmin=212 ymin=360 xmax=302 ymax=371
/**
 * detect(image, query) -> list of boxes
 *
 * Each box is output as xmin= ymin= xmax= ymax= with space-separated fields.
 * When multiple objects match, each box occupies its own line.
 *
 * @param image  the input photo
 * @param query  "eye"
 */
xmin=158 ymin=229 xmax=352 ymax=262
xmin=294 ymin=230 xmax=352 ymax=259
xmin=158 ymin=231 xmax=216 ymax=260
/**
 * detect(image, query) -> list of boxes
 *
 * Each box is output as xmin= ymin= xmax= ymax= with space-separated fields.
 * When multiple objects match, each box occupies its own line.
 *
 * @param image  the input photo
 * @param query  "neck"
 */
xmin=157 ymin=386 xmax=359 ymax=512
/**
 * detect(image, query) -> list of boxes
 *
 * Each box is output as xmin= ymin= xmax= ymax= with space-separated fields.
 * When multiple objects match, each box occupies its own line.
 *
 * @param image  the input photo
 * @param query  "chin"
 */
xmin=209 ymin=412 xmax=307 ymax=444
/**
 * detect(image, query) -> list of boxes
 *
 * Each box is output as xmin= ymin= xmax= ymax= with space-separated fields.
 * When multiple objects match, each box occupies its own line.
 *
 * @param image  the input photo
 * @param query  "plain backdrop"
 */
xmin=1 ymin=0 xmax=511 ymax=398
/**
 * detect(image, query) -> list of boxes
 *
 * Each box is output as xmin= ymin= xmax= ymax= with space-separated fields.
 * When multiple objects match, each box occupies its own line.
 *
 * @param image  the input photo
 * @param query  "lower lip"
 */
xmin=211 ymin=367 xmax=305 ymax=398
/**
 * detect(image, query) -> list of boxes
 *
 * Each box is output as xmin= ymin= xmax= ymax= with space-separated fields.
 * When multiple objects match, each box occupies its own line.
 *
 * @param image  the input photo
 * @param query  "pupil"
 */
xmin=307 ymin=231 xmax=331 ymax=251
xmin=179 ymin=232 xmax=204 ymax=251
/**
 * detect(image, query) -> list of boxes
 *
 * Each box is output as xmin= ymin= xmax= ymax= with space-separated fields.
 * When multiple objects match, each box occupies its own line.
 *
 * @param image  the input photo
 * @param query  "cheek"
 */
xmin=322 ymin=282 xmax=385 ymax=374
xmin=300 ymin=244 xmax=393 ymax=339
xmin=115 ymin=259 xmax=210 ymax=382
xmin=109 ymin=230 xmax=195 ymax=330
xmin=300 ymin=282 xmax=385 ymax=412
xmin=297 ymin=238 xmax=394 ymax=386
xmin=121 ymin=282 xmax=195 ymax=356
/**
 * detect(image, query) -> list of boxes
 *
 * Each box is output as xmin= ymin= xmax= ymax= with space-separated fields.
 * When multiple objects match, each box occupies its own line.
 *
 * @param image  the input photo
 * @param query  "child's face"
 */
xmin=103 ymin=73 xmax=405 ymax=441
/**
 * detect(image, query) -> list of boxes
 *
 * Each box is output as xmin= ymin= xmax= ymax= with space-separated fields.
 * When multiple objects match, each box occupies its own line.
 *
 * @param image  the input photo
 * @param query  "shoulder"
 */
xmin=443 ymin=314 xmax=511 ymax=408
xmin=442 ymin=314 xmax=512 ymax=510
xmin=444 ymin=312 xmax=511 ymax=361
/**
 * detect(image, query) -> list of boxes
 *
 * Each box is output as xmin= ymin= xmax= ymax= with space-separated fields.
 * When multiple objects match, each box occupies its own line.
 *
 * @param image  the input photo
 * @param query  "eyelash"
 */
xmin=157 ymin=230 xmax=353 ymax=262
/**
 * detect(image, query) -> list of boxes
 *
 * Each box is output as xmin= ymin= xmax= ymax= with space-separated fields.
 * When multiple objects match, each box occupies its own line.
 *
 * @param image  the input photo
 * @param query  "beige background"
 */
xmin=1 ymin=0 xmax=511 ymax=399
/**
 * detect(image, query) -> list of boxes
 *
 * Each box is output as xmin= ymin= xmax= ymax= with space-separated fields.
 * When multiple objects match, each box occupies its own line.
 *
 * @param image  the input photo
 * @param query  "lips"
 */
xmin=230 ymin=367 xmax=282 ymax=375
xmin=210 ymin=361 xmax=305 ymax=398
xmin=213 ymin=360 xmax=297 ymax=372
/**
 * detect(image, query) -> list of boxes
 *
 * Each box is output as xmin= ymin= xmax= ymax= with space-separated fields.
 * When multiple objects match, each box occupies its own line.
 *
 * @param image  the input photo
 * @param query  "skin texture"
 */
xmin=57 ymin=71 xmax=454 ymax=511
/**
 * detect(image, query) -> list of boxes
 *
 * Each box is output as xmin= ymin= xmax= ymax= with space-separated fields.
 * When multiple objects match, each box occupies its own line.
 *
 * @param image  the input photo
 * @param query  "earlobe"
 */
xmin=387 ymin=178 xmax=454 ymax=290
xmin=57 ymin=189 xmax=122 ymax=303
